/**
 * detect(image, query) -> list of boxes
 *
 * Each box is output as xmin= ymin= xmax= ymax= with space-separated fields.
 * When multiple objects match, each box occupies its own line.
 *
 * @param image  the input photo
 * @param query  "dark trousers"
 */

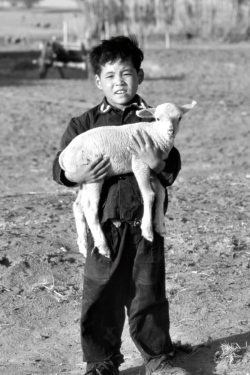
xmin=80 ymin=221 xmax=173 ymax=365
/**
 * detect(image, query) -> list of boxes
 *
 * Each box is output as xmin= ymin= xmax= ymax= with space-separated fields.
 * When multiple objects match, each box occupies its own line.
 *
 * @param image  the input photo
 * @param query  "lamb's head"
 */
xmin=136 ymin=101 xmax=196 ymax=136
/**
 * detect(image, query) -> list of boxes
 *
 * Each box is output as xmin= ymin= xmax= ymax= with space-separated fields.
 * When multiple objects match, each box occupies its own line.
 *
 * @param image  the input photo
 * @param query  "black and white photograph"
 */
xmin=0 ymin=1 xmax=250 ymax=374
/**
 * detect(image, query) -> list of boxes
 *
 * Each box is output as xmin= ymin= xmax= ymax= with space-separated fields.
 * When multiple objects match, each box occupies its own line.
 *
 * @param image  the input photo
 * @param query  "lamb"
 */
xmin=59 ymin=101 xmax=196 ymax=258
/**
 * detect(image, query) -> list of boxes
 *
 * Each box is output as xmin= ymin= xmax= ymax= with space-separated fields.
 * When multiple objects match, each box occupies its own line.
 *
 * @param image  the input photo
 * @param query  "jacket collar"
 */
xmin=98 ymin=95 xmax=149 ymax=114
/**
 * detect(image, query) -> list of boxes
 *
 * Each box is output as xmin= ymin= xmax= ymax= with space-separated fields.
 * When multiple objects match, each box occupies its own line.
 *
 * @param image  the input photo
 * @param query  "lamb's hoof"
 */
xmin=145 ymin=235 xmax=153 ymax=242
xmin=141 ymin=227 xmax=154 ymax=242
xmin=93 ymin=245 xmax=111 ymax=258
xmin=154 ymin=222 xmax=166 ymax=237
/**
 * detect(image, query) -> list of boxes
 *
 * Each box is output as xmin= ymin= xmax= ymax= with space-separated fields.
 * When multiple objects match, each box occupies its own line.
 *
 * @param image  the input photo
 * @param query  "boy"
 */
xmin=52 ymin=36 xmax=190 ymax=375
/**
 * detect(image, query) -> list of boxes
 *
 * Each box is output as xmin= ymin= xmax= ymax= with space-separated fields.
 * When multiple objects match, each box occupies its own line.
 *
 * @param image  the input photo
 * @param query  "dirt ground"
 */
xmin=1 ymin=36 xmax=250 ymax=375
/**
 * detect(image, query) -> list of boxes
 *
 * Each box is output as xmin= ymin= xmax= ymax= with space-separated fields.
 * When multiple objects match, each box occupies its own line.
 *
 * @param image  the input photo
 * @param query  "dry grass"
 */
xmin=214 ymin=342 xmax=248 ymax=366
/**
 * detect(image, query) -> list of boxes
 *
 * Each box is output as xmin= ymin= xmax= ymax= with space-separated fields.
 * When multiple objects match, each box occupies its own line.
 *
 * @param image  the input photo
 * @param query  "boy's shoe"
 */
xmin=146 ymin=358 xmax=191 ymax=375
xmin=85 ymin=360 xmax=119 ymax=375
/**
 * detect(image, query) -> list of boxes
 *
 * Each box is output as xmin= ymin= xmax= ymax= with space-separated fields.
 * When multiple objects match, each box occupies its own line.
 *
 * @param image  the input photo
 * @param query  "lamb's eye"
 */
xmin=178 ymin=116 xmax=182 ymax=121
xmin=156 ymin=118 xmax=160 ymax=121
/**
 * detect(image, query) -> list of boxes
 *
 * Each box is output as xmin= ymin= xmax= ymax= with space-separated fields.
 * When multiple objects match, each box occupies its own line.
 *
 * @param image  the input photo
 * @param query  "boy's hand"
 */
xmin=65 ymin=156 xmax=110 ymax=184
xmin=128 ymin=130 xmax=165 ymax=173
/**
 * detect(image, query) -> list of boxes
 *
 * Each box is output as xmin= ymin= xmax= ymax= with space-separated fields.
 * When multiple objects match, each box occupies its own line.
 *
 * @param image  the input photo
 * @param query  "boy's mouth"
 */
xmin=115 ymin=90 xmax=127 ymax=94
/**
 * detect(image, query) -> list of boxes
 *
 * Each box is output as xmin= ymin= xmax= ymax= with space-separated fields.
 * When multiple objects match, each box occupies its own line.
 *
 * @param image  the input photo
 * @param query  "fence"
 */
xmin=66 ymin=0 xmax=250 ymax=46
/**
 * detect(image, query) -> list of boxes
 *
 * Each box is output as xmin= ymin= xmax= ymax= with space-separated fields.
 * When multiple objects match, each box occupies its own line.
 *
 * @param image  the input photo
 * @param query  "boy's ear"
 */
xmin=95 ymin=75 xmax=103 ymax=90
xmin=136 ymin=107 xmax=157 ymax=118
xmin=138 ymin=68 xmax=144 ymax=85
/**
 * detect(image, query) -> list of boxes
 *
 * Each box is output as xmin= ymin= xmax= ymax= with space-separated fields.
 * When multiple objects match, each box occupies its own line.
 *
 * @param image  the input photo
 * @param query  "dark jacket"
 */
xmin=52 ymin=95 xmax=181 ymax=222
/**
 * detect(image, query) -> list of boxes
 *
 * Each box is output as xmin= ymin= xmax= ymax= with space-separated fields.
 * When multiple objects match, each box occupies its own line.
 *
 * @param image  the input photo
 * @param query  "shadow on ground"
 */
xmin=174 ymin=331 xmax=250 ymax=374
xmin=119 ymin=331 xmax=250 ymax=375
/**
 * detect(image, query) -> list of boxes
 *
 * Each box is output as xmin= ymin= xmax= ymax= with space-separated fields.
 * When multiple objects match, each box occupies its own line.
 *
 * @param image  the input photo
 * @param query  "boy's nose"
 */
xmin=115 ymin=75 xmax=125 ymax=84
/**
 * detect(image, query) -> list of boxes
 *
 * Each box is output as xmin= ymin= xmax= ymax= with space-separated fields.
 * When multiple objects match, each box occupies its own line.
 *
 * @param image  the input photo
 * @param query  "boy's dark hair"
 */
xmin=89 ymin=35 xmax=144 ymax=75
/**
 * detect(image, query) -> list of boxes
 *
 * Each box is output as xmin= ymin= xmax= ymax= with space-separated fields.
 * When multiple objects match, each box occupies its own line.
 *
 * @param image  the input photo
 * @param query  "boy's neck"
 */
xmin=106 ymin=95 xmax=139 ymax=112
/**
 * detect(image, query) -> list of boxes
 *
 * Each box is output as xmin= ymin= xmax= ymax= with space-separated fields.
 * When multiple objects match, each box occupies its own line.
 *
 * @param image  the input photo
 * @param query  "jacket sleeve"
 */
xmin=52 ymin=113 xmax=90 ymax=187
xmin=157 ymin=146 xmax=181 ymax=187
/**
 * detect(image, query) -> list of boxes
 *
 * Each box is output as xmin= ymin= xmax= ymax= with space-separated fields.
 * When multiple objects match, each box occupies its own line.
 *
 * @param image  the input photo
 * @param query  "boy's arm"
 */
xmin=53 ymin=151 xmax=78 ymax=187
xmin=52 ymin=114 xmax=110 ymax=187
xmin=52 ymin=115 xmax=89 ymax=187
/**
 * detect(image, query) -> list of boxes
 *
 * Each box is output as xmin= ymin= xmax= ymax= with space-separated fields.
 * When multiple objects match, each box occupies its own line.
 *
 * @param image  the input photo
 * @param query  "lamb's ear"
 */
xmin=180 ymin=101 xmax=197 ymax=114
xmin=136 ymin=108 xmax=157 ymax=118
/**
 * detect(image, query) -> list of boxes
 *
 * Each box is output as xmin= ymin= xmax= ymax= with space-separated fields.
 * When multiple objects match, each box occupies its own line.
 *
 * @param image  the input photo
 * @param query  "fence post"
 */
xmin=165 ymin=29 xmax=170 ymax=48
xmin=63 ymin=21 xmax=68 ymax=46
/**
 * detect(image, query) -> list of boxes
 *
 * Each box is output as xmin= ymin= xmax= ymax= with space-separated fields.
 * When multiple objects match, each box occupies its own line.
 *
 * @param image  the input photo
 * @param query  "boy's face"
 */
xmin=95 ymin=58 xmax=144 ymax=110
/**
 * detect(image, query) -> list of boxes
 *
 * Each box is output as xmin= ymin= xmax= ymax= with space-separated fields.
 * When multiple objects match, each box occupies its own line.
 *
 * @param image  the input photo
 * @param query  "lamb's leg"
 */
xmin=73 ymin=189 xmax=88 ymax=257
xmin=151 ymin=175 xmax=166 ymax=237
xmin=81 ymin=182 xmax=110 ymax=258
xmin=132 ymin=157 xmax=155 ymax=241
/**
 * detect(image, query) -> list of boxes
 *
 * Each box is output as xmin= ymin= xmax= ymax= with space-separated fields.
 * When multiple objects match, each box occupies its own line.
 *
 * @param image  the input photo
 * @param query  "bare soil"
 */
xmin=0 ymin=31 xmax=250 ymax=375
